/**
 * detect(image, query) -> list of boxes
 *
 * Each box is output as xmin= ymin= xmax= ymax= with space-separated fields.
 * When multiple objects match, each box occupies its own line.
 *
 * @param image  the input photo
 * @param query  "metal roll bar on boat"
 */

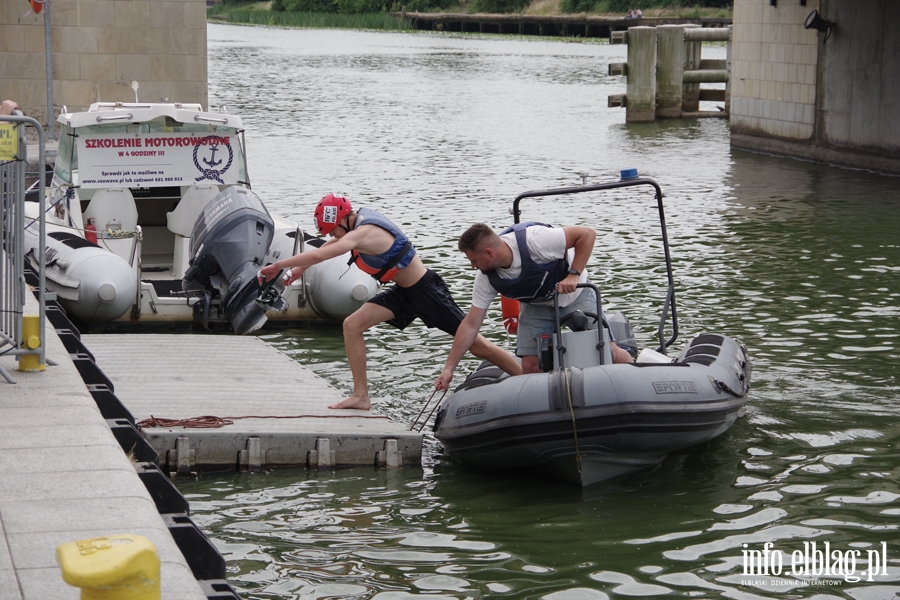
xmin=511 ymin=176 xmax=678 ymax=353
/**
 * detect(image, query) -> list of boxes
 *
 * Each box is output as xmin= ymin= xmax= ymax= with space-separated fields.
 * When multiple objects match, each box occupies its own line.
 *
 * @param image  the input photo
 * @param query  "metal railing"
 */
xmin=1 ymin=114 xmax=47 ymax=383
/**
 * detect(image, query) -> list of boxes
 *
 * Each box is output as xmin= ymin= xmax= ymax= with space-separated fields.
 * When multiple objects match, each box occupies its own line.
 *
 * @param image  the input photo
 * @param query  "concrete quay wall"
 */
xmin=0 ymin=293 xmax=209 ymax=600
xmin=1 ymin=0 xmax=208 ymax=130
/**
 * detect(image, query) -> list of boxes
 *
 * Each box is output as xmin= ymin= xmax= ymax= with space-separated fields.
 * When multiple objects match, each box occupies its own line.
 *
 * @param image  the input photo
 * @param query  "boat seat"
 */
xmin=167 ymin=185 xmax=220 ymax=279
xmin=166 ymin=184 xmax=220 ymax=237
xmin=83 ymin=188 xmax=139 ymax=232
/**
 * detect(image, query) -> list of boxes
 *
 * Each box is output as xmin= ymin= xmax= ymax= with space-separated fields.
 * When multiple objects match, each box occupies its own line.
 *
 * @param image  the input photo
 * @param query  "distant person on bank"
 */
xmin=434 ymin=222 xmax=634 ymax=392
xmin=257 ymin=193 xmax=522 ymax=410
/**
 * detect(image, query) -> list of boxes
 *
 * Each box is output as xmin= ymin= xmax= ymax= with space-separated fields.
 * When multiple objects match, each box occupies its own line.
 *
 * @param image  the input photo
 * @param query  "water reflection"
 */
xmin=181 ymin=24 xmax=900 ymax=599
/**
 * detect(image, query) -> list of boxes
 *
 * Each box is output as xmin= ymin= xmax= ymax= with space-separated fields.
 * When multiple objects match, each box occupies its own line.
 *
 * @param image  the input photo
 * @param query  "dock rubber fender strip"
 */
xmin=87 ymin=383 xmax=135 ymax=425
xmin=162 ymin=513 xmax=227 ymax=580
xmin=198 ymin=579 xmax=243 ymax=600
xmin=106 ymin=418 xmax=159 ymax=463
xmin=134 ymin=461 xmax=190 ymax=515
xmin=42 ymin=298 xmax=81 ymax=334
xmin=71 ymin=352 xmax=115 ymax=391
xmin=57 ymin=328 xmax=94 ymax=361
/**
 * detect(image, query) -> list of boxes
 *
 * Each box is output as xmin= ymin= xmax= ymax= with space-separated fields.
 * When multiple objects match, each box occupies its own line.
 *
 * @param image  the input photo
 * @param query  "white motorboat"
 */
xmin=25 ymin=102 xmax=377 ymax=333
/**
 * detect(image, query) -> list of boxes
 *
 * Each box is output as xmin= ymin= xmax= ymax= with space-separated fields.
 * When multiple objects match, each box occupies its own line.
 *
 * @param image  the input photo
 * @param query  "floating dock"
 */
xmin=1 ymin=293 xmax=422 ymax=599
xmin=82 ymin=334 xmax=423 ymax=475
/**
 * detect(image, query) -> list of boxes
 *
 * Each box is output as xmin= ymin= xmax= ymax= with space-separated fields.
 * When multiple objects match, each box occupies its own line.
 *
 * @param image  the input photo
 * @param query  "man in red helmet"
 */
xmin=258 ymin=193 xmax=522 ymax=410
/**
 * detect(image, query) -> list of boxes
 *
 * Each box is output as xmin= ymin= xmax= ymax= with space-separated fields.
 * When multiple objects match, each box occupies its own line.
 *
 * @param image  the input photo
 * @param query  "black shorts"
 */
xmin=367 ymin=269 xmax=466 ymax=335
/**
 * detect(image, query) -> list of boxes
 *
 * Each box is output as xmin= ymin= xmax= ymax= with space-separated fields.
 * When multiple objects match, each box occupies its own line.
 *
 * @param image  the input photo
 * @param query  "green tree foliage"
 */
xmin=471 ymin=0 xmax=530 ymax=13
xmin=399 ymin=0 xmax=458 ymax=11
xmin=285 ymin=0 xmax=340 ymax=11
xmin=268 ymin=0 xmax=731 ymax=17
xmin=273 ymin=0 xmax=457 ymax=12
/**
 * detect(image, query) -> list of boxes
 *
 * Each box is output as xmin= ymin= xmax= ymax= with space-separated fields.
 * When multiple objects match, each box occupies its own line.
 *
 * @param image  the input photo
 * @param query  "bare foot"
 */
xmin=328 ymin=395 xmax=371 ymax=410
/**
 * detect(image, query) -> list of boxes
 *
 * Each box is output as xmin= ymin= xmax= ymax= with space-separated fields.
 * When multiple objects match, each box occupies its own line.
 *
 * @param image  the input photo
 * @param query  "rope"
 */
xmin=98 ymin=228 xmax=142 ymax=239
xmin=25 ymin=218 xmax=142 ymax=241
xmin=409 ymin=388 xmax=448 ymax=432
xmin=714 ymin=378 xmax=748 ymax=398
xmin=137 ymin=413 xmax=391 ymax=430
xmin=564 ymin=368 xmax=583 ymax=474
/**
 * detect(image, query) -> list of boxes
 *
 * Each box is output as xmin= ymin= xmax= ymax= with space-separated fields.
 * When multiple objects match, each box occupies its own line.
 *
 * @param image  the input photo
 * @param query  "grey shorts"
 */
xmin=516 ymin=288 xmax=600 ymax=357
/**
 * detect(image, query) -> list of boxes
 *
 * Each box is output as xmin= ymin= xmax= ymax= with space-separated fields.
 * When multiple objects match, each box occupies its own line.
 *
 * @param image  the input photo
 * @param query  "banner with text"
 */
xmin=0 ymin=124 xmax=18 ymax=162
xmin=78 ymin=133 xmax=240 ymax=188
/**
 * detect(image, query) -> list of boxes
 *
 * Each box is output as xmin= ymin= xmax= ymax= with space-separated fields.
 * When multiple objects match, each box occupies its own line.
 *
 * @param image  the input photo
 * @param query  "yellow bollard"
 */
xmin=18 ymin=314 xmax=44 ymax=372
xmin=56 ymin=535 xmax=160 ymax=600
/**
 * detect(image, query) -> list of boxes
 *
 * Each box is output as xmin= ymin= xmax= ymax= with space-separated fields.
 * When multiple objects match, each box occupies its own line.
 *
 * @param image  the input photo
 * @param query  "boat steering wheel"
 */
xmin=559 ymin=310 xmax=599 ymax=332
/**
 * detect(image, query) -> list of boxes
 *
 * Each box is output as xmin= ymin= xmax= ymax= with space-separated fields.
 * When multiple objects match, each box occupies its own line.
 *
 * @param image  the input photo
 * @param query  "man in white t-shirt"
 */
xmin=435 ymin=222 xmax=634 ymax=391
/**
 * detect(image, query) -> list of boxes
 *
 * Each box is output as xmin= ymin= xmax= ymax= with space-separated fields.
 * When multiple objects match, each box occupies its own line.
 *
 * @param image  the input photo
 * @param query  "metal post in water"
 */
xmin=656 ymin=25 xmax=686 ymax=119
xmin=625 ymin=26 xmax=657 ymax=123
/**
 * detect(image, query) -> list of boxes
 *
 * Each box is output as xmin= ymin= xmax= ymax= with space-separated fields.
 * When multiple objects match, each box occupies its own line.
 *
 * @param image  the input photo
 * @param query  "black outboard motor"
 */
xmin=182 ymin=187 xmax=283 ymax=335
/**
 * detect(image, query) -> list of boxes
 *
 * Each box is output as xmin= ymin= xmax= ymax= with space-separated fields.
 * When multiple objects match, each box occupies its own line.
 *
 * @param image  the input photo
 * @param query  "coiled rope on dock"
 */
xmin=137 ymin=413 xmax=390 ymax=429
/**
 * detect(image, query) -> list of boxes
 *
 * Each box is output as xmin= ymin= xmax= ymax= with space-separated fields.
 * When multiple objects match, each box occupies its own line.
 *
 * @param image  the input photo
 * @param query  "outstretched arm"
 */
xmin=258 ymin=235 xmax=355 ymax=283
xmin=558 ymin=226 xmax=596 ymax=294
xmin=435 ymin=306 xmax=488 ymax=390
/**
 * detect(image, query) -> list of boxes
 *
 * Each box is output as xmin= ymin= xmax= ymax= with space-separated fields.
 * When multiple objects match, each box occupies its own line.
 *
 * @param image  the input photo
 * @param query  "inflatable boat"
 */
xmin=432 ymin=175 xmax=751 ymax=486
xmin=24 ymin=101 xmax=377 ymax=332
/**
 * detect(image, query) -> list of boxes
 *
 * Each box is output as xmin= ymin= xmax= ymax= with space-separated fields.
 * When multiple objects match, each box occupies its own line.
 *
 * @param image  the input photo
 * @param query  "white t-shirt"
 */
xmin=471 ymin=226 xmax=588 ymax=310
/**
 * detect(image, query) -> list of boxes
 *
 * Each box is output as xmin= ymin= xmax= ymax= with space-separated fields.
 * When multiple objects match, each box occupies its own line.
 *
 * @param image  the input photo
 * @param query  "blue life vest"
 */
xmin=486 ymin=222 xmax=569 ymax=303
xmin=349 ymin=207 xmax=417 ymax=283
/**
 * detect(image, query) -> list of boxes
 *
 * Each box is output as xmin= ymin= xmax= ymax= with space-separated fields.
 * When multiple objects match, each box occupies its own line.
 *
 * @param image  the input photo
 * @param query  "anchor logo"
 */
xmin=204 ymin=146 xmax=223 ymax=168
xmin=193 ymin=136 xmax=233 ymax=184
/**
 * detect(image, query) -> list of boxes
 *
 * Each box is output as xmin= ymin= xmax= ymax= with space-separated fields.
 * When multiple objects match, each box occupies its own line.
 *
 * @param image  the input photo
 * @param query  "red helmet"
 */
xmin=313 ymin=193 xmax=352 ymax=236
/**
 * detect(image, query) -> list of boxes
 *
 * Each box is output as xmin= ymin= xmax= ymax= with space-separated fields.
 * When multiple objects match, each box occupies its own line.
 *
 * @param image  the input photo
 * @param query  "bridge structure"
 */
xmin=729 ymin=0 xmax=900 ymax=175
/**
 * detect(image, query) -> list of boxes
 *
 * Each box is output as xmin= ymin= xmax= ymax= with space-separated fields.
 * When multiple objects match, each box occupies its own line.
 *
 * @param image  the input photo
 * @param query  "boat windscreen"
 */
xmin=55 ymin=119 xmax=247 ymax=187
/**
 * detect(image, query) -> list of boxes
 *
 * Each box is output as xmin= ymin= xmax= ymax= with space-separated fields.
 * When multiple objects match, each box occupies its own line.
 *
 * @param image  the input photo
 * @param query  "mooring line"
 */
xmin=409 ymin=388 xmax=447 ymax=432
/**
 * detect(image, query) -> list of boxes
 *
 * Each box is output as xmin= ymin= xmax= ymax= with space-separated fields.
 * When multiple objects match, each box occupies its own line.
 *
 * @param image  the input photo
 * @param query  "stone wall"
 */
xmin=0 ymin=0 xmax=207 ymax=129
xmin=729 ymin=0 xmax=819 ymax=141
xmin=730 ymin=0 xmax=900 ymax=174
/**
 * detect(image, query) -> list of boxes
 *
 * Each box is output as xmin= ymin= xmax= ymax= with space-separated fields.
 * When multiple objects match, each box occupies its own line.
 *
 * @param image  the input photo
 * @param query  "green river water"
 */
xmin=174 ymin=23 xmax=900 ymax=599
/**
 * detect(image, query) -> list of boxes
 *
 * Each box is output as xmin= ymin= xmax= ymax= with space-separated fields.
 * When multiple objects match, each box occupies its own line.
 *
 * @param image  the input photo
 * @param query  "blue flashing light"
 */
xmin=620 ymin=168 xmax=639 ymax=181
